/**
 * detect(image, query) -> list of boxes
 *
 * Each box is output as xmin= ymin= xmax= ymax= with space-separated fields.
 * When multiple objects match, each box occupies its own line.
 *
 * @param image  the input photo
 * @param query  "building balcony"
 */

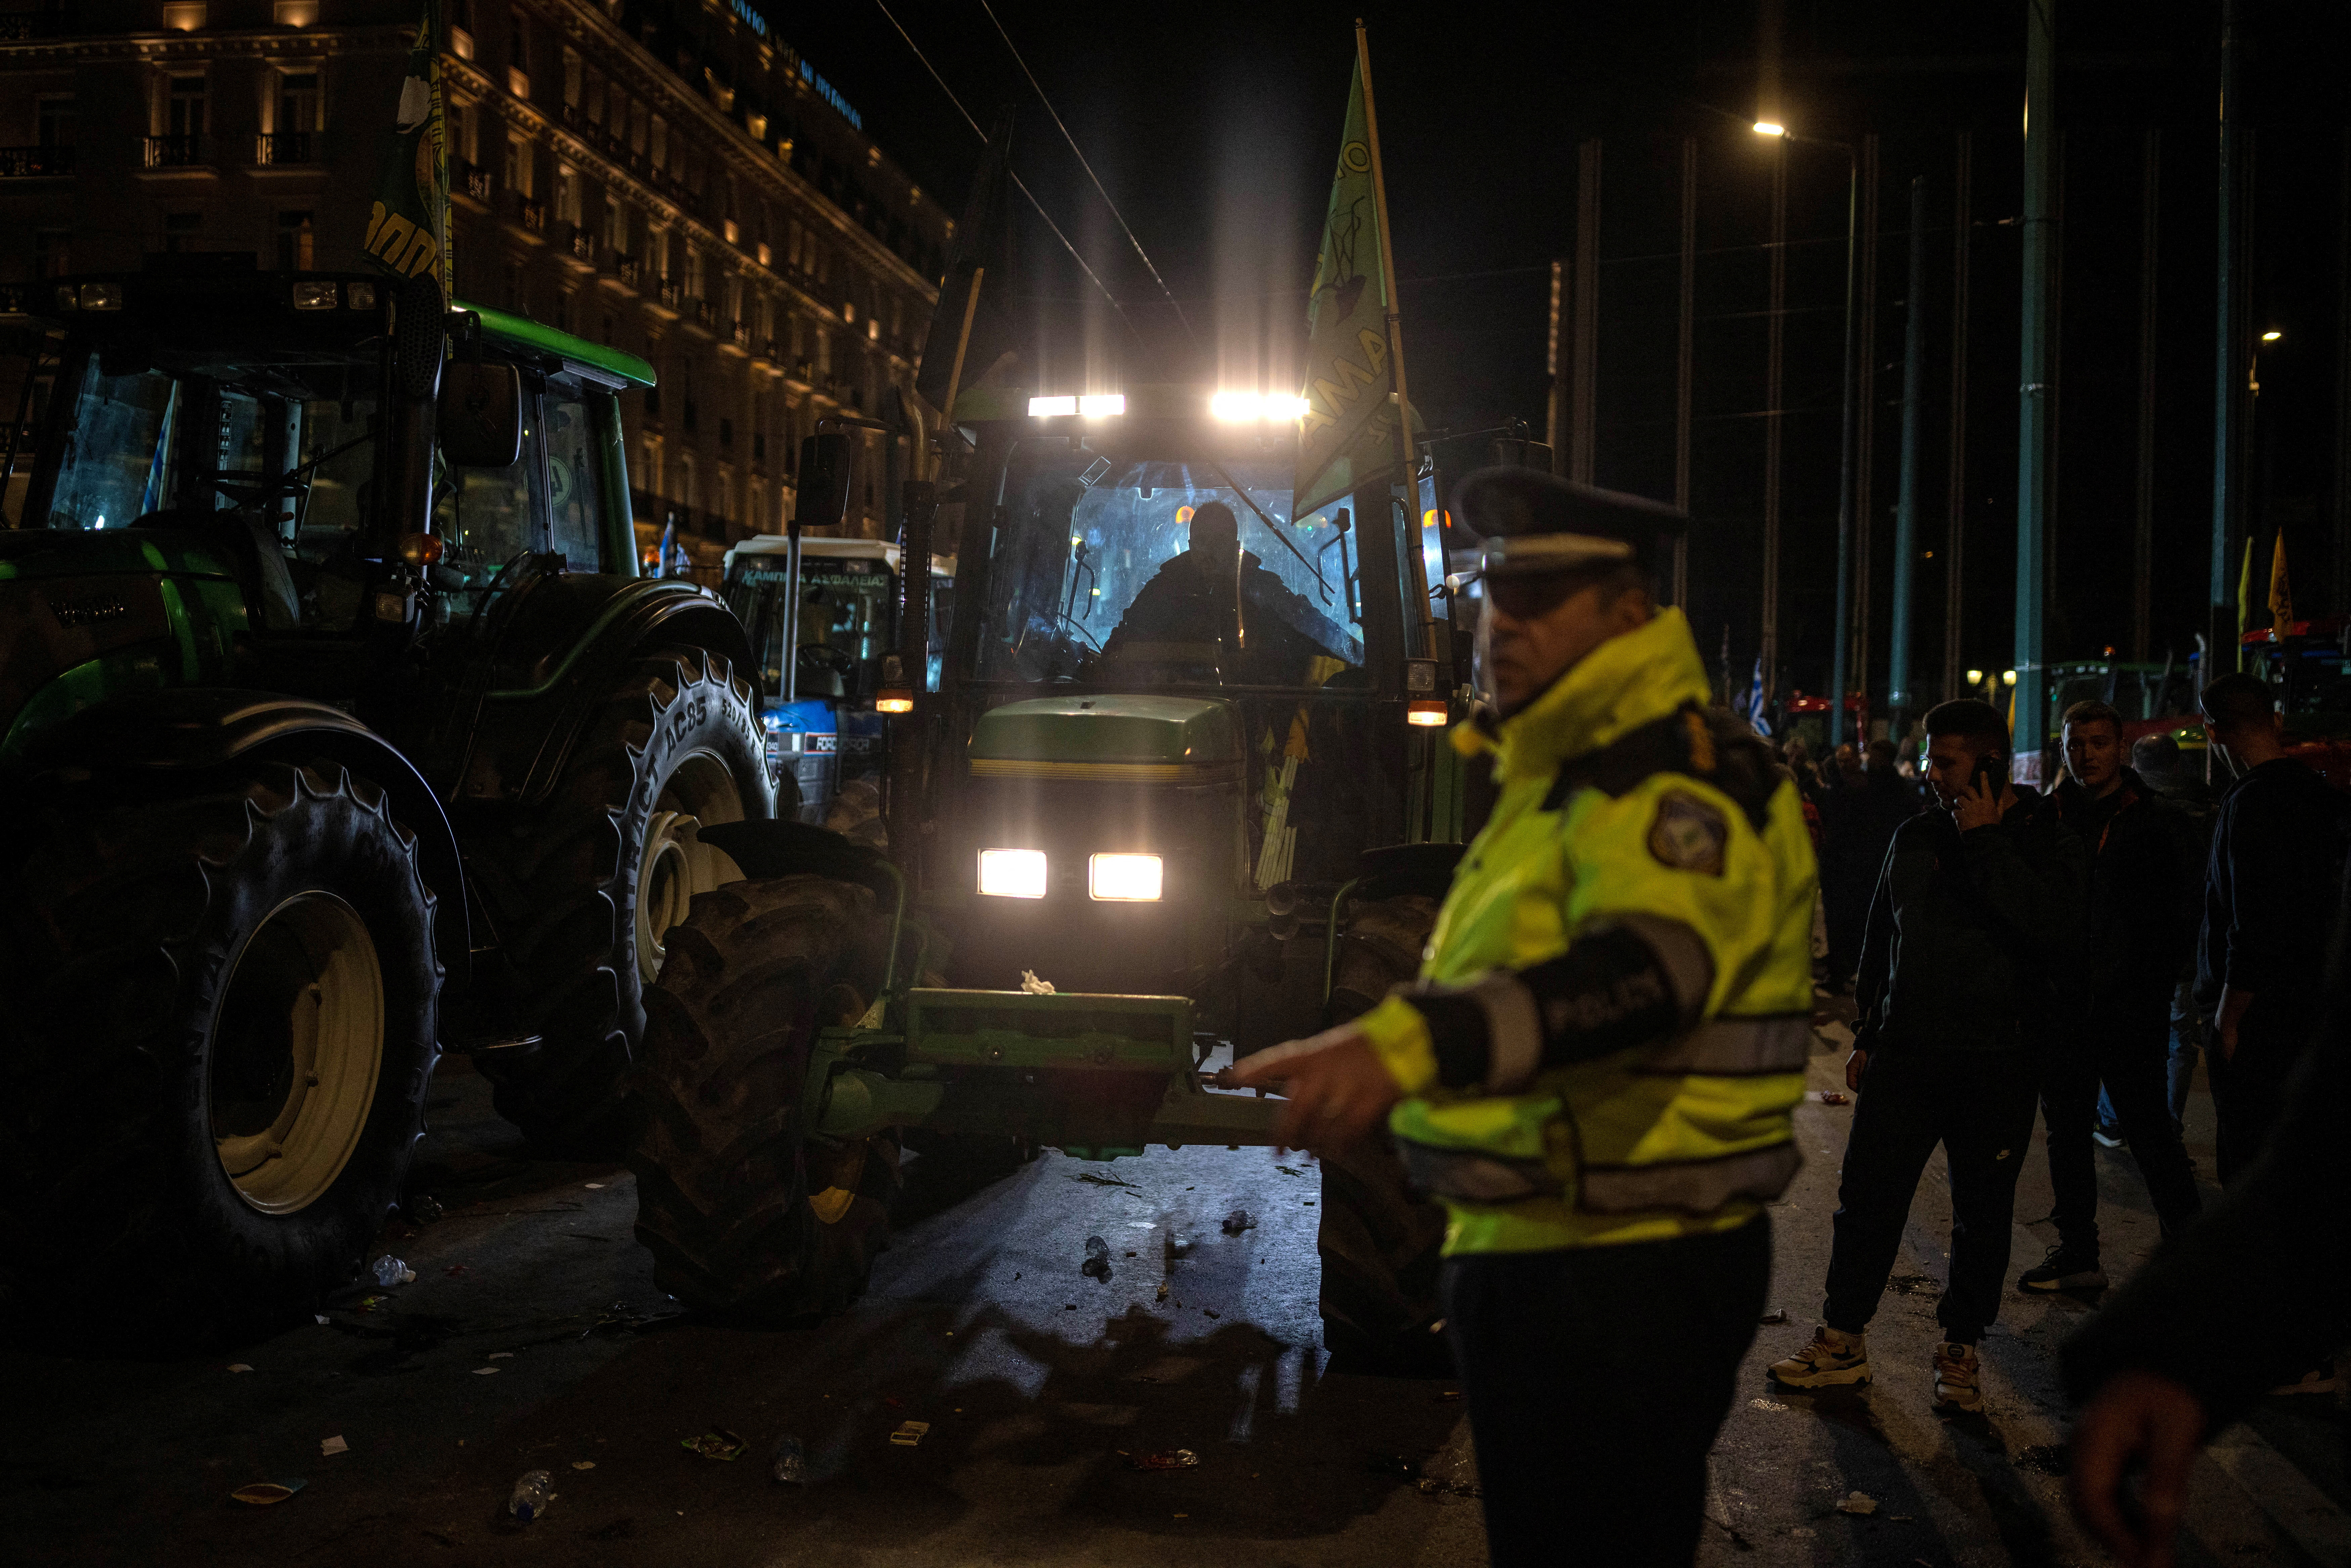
xmin=730 ymin=320 xmax=752 ymax=349
xmin=0 ymin=144 xmax=74 ymax=178
xmin=687 ymin=296 xmax=717 ymax=330
xmin=610 ymin=252 xmax=642 ymax=290
xmin=456 ymin=160 xmax=491 ymax=206
xmin=566 ymin=224 xmax=594 ymax=263
xmin=253 ymin=131 xmax=319 ymax=167
xmin=517 ymin=196 xmax=545 ymax=233
xmin=656 ymin=277 xmax=682 ymax=309
xmin=143 ymin=134 xmax=208 ymax=169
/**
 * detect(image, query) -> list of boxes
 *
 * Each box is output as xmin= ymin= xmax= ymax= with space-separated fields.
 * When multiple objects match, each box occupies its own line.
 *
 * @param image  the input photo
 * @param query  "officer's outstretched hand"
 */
xmin=1226 ymin=1026 xmax=1404 ymax=1157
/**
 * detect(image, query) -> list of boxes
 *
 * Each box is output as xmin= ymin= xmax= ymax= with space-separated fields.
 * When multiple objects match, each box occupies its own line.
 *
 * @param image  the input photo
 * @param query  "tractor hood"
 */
xmin=969 ymin=695 xmax=1240 ymax=782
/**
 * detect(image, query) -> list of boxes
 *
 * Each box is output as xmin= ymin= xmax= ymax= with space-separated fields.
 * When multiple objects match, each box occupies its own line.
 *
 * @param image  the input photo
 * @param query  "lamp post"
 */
xmin=1757 ymin=120 xmax=1862 ymax=747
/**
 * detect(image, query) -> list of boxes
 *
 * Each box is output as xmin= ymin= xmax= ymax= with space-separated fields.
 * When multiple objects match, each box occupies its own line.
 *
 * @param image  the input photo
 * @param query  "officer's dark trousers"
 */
xmin=2041 ymin=990 xmax=2202 ymax=1249
xmin=2211 ymin=991 xmax=2321 ymax=1186
xmin=1443 ymin=1218 xmax=1769 ymax=1567
xmin=1823 ymin=1045 xmax=2038 ymax=1343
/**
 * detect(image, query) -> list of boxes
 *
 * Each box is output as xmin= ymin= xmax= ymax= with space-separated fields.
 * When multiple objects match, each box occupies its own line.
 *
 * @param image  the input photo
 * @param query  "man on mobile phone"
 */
xmin=1770 ymin=700 xmax=2085 ymax=1412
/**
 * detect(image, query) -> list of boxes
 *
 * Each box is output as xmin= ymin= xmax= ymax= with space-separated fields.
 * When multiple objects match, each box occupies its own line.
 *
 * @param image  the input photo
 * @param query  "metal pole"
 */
xmin=2213 ymin=0 xmax=2241 ymax=666
xmin=2134 ymin=129 xmax=2160 ymax=662
xmin=1571 ymin=138 xmax=1601 ymax=484
xmin=1890 ymin=174 xmax=1927 ymax=727
xmin=1546 ymin=257 xmax=1566 ymax=476
xmin=1674 ymin=136 xmax=1695 ymax=607
xmin=2336 ymin=128 xmax=2351 ymax=618
xmin=1853 ymin=135 xmax=1879 ymax=737
xmin=1943 ymin=133 xmax=1972 ymax=705
xmin=1830 ymin=146 xmax=1860 ymax=747
xmin=1763 ymin=142 xmax=1786 ymax=693
xmin=2014 ymin=0 xmax=2057 ymax=783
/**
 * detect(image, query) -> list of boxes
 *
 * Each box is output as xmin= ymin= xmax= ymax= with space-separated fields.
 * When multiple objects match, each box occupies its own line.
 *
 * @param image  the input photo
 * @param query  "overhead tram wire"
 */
xmin=972 ymin=0 xmax=1200 ymax=352
xmin=868 ymin=0 xmax=1148 ymax=353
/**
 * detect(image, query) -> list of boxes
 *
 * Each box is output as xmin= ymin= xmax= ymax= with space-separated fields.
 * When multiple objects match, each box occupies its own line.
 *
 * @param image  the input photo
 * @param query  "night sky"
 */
xmin=782 ymin=1 xmax=2347 ymax=708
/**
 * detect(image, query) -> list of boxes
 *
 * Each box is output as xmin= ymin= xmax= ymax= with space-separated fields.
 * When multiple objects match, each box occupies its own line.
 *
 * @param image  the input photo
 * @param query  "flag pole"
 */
xmin=1353 ymin=18 xmax=1437 ymax=664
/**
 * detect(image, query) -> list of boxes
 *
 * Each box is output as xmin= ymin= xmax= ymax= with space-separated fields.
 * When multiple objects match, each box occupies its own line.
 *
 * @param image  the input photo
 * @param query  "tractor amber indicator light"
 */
xmin=1407 ymin=700 xmax=1449 ymax=727
xmin=876 ymin=690 xmax=914 ymax=714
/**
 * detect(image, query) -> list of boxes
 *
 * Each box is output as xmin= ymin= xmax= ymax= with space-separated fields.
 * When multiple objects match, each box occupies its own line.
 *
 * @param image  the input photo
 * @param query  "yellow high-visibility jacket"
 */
xmin=1357 ymin=608 xmax=1818 ymax=1255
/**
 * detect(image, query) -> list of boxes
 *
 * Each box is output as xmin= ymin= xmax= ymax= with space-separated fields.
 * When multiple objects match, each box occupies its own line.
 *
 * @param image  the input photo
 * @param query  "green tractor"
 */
xmin=625 ymin=382 xmax=1483 ymax=1361
xmin=0 ymin=258 xmax=772 ymax=1345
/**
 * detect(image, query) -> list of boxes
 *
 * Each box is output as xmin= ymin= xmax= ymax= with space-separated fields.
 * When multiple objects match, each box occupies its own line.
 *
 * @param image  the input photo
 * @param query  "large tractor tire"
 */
xmin=628 ymin=875 xmax=898 ymax=1322
xmin=0 ymin=761 xmax=440 ymax=1349
xmin=475 ymin=646 xmax=769 ymax=1155
xmin=1320 ymin=893 xmax=1453 ymax=1372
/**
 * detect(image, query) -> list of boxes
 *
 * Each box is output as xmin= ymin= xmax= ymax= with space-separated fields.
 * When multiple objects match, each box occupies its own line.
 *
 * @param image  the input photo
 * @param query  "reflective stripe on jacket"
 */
xmin=1356 ymin=608 xmax=1818 ymax=1254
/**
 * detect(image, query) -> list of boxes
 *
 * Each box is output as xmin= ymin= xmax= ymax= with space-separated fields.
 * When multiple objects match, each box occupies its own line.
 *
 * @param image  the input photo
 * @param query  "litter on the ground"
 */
xmin=771 ymin=1433 xmax=807 ymax=1484
xmin=1156 ymin=1283 xmax=1170 ymax=1301
xmin=585 ymin=1182 xmax=605 ymax=1189
xmin=1837 ymin=1490 xmax=1879 ymax=1515
xmin=1082 ymin=1236 xmax=1112 ymax=1280
xmin=1303 ymin=1199 xmax=1315 ymax=1206
xmin=229 ymin=1479 xmax=305 ymax=1506
xmin=681 ymin=1430 xmax=746 ymax=1461
xmin=1128 ymin=1448 xmax=1201 ymax=1471
xmin=890 ymin=1421 xmax=931 ymax=1447
xmin=487 ymin=1351 xmax=514 ymax=1359
xmin=571 ymin=1460 xmax=595 ymax=1470
xmin=227 ymin=1363 xmax=253 ymax=1373
xmin=1815 ymin=1091 xmax=1850 ymax=1106
xmin=2013 ymin=1444 xmax=2070 ymax=1475
xmin=319 ymin=1435 xmax=349 ymax=1456
xmin=1222 ymin=1208 xmax=1255 ymax=1234
xmin=1437 ymin=1390 xmax=1464 ymax=1401
xmin=1019 ymin=970 xmax=1056 ymax=995
xmin=507 ymin=1469 xmax=554 ymax=1522
xmin=1275 ymin=1166 xmax=1305 ymax=1176
xmin=314 ymin=1314 xmax=329 ymax=1325
xmin=1749 ymin=1398 xmax=1788 ymax=1413
xmin=369 ymin=1255 xmax=415 ymax=1287
xmin=1204 ymin=1308 xmax=1220 ymax=1318
xmin=1759 ymin=1308 xmax=1790 ymax=1325
xmin=473 ymin=1367 xmax=500 ymax=1376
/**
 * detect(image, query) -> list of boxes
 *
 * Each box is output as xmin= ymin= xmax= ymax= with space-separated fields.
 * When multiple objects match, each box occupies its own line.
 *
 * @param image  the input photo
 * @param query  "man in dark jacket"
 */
xmin=1771 ymin=699 xmax=2086 ymax=1412
xmin=2133 ymin=731 xmax=2222 ymax=1133
xmin=1099 ymin=500 xmax=1343 ymax=685
xmin=2062 ymin=882 xmax=2351 ymax=1565
xmin=2021 ymin=702 xmax=2202 ymax=1293
xmin=2195 ymin=673 xmax=2347 ymax=1187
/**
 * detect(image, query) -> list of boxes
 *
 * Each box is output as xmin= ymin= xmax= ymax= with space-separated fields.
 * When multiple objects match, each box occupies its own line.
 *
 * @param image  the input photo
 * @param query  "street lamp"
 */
xmin=1756 ymin=119 xmax=1862 ymax=747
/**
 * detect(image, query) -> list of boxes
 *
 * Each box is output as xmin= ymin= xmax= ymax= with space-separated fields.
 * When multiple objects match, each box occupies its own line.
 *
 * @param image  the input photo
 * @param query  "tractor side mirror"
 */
xmin=796 ymin=433 xmax=852 ymax=530
xmin=437 ymin=361 xmax=523 ymax=469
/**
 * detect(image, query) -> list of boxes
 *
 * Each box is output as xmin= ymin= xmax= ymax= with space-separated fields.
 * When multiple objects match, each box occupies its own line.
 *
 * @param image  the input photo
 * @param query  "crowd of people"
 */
xmin=1764 ymin=679 xmax=2348 ymax=1566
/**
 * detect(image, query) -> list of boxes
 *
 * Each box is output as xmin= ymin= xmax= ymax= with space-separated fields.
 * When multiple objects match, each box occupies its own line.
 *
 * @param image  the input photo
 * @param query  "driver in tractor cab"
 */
xmin=1098 ymin=499 xmax=1328 ymax=685
xmin=1234 ymin=469 xmax=1817 ymax=1568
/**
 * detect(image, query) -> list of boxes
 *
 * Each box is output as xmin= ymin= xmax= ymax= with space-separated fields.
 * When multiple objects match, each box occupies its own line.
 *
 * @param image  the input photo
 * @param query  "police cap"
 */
xmin=1453 ymin=467 xmax=1688 ymax=579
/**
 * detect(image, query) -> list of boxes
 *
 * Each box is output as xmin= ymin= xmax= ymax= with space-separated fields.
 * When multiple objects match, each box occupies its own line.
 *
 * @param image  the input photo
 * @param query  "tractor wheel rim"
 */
xmin=636 ymin=748 xmax=746 ymax=985
xmin=209 ymin=892 xmax=385 ymax=1215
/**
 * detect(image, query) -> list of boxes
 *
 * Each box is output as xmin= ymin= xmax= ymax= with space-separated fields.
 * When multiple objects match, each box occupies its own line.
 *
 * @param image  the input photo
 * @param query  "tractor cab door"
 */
xmin=433 ymin=368 xmax=619 ymax=592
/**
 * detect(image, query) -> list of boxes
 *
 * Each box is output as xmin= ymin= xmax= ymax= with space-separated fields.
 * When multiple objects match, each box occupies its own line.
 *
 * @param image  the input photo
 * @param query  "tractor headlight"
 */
xmin=1089 ymin=853 xmax=1163 ymax=902
xmin=978 ymin=848 xmax=1049 ymax=898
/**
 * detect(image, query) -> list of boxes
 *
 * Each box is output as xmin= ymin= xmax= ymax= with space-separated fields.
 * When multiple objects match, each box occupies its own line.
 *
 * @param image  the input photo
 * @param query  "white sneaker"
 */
xmin=1770 ymin=1325 xmax=1871 ymax=1388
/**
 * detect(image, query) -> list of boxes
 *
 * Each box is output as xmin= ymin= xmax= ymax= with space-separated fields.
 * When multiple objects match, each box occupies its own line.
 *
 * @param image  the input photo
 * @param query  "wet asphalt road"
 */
xmin=7 ymin=1017 xmax=2350 ymax=1567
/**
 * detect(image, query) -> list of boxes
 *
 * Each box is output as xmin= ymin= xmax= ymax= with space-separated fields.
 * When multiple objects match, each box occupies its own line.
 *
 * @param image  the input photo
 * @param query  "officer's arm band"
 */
xmin=1405 ymin=920 xmax=1713 ymax=1093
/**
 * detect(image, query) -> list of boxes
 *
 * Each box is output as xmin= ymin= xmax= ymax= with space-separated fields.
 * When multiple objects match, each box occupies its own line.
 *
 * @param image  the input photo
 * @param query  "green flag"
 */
xmin=361 ymin=0 xmax=450 ymax=293
xmin=1294 ymin=41 xmax=1409 ymax=522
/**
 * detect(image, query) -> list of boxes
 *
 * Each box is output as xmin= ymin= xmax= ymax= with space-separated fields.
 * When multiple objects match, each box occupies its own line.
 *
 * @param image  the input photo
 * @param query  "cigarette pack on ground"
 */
xmin=890 ymin=1421 xmax=931 ymax=1446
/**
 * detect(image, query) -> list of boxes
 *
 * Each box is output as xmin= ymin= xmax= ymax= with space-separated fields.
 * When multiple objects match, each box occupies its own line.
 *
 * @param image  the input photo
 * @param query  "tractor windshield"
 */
xmin=975 ymin=444 xmax=1364 ymax=688
xmin=33 ymin=333 xmax=379 ymax=558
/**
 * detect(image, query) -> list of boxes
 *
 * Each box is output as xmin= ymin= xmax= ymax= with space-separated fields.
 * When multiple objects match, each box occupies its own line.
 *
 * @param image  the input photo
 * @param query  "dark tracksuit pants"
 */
xmin=1444 ymin=1218 xmax=1770 ymax=1568
xmin=2041 ymin=987 xmax=2202 ymax=1248
xmin=1823 ymin=1045 xmax=2038 ymax=1344
xmin=2211 ymin=989 xmax=2322 ymax=1187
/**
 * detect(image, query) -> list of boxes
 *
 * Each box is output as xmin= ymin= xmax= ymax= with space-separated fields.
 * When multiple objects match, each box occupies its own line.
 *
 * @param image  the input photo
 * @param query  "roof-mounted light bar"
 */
xmin=1027 ymin=393 xmax=1127 ymax=418
xmin=1211 ymin=391 xmax=1309 ymax=422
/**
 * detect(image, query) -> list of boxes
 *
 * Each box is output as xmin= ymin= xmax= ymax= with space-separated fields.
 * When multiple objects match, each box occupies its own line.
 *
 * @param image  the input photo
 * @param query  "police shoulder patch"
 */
xmin=1648 ymin=789 xmax=1730 ymax=875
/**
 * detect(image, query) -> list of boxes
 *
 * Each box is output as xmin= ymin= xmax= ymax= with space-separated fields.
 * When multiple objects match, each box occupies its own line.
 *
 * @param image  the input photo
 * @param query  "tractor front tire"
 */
xmin=1319 ymin=894 xmax=1452 ymax=1372
xmin=0 ymin=762 xmax=440 ymax=1349
xmin=475 ymin=646 xmax=769 ymax=1155
xmin=627 ymin=875 xmax=897 ymax=1323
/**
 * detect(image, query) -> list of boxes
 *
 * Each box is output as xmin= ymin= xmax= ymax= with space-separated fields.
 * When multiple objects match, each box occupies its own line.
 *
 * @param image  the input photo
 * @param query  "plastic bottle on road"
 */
xmin=507 ymin=1470 xmax=553 ymax=1522
xmin=370 ymin=1255 xmax=415 ymax=1287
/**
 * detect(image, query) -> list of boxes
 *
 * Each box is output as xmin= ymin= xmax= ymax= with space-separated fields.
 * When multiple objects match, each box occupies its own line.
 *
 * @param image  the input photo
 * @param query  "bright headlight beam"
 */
xmin=978 ymin=848 xmax=1049 ymax=898
xmin=1212 ymin=392 xmax=1306 ymax=421
xmin=1089 ymin=853 xmax=1163 ymax=902
xmin=1260 ymin=394 xmax=1309 ymax=419
xmin=1027 ymin=395 xmax=1077 ymax=417
xmin=1079 ymin=393 xmax=1126 ymax=417
xmin=1210 ymin=391 xmax=1260 ymax=421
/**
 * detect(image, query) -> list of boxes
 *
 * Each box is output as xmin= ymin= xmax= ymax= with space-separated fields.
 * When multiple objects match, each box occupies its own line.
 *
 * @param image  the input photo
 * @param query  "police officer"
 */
xmin=1232 ymin=470 xmax=1817 ymax=1567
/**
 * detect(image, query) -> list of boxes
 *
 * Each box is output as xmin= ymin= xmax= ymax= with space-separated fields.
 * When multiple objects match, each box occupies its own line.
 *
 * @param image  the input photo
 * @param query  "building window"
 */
xmin=164 ymin=212 xmax=203 ymax=253
xmin=602 ymin=194 xmax=624 ymax=254
xmin=649 ymin=115 xmax=667 ymax=174
xmin=166 ymin=75 xmax=208 ymax=138
xmin=37 ymin=96 xmax=75 ymax=149
xmin=555 ymin=166 xmax=580 ymax=227
xmin=679 ymin=452 xmax=697 ymax=513
xmin=272 ymin=0 xmax=318 ymax=27
xmin=562 ymin=46 xmax=582 ymax=109
xmin=162 ymin=1 xmax=208 ymax=30
xmin=718 ymin=463 xmax=735 ymax=526
xmin=278 ymin=71 xmax=319 ymax=133
xmin=35 ymin=230 xmax=70 ymax=279
xmin=276 ymin=210 xmax=314 ymax=270
xmin=504 ymin=133 xmax=533 ymax=198
xmin=683 ymin=246 xmax=704 ymax=302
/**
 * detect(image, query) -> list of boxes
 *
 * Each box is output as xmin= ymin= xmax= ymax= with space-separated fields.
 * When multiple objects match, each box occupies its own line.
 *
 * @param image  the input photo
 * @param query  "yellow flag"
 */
xmin=2268 ymin=530 xmax=2294 ymax=633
